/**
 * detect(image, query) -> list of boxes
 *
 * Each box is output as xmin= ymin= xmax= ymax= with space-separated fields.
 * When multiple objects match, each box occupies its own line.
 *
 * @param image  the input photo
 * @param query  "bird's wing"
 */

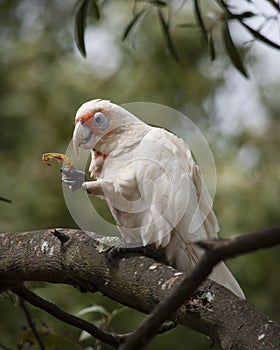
xmin=191 ymin=161 xmax=220 ymax=238
xmin=122 ymin=127 xmax=244 ymax=298
xmin=159 ymin=128 xmax=220 ymax=242
xmin=120 ymin=127 xmax=218 ymax=248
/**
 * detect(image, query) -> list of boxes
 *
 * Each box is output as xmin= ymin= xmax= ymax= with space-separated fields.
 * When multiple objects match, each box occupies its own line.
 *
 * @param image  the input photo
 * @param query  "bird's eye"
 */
xmin=92 ymin=112 xmax=110 ymax=131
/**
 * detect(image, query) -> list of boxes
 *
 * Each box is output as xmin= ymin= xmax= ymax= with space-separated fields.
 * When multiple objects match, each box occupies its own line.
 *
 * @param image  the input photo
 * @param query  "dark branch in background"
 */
xmin=19 ymin=298 xmax=46 ymax=350
xmin=13 ymin=284 xmax=170 ymax=349
xmin=119 ymin=226 xmax=280 ymax=350
xmin=1 ymin=227 xmax=280 ymax=350
xmin=0 ymin=196 xmax=12 ymax=204
xmin=12 ymin=284 xmax=127 ymax=349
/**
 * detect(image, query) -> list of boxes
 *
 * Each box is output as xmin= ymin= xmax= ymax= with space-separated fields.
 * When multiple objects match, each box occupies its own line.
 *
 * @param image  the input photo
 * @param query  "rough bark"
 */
xmin=0 ymin=228 xmax=279 ymax=350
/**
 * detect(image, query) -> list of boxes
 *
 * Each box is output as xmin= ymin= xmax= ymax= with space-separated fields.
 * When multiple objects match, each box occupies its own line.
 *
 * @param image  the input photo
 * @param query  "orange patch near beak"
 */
xmin=75 ymin=109 xmax=111 ymax=135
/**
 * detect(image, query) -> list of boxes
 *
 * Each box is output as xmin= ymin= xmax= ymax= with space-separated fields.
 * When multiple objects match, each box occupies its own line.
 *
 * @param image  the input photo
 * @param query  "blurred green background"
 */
xmin=0 ymin=1 xmax=279 ymax=349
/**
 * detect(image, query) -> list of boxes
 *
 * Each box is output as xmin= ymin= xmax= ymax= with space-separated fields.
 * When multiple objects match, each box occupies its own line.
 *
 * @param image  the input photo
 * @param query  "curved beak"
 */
xmin=73 ymin=121 xmax=94 ymax=158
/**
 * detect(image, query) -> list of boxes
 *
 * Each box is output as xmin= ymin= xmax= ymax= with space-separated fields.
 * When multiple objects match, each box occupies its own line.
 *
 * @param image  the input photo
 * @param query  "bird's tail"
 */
xmin=164 ymin=233 xmax=245 ymax=298
xmin=210 ymin=261 xmax=245 ymax=298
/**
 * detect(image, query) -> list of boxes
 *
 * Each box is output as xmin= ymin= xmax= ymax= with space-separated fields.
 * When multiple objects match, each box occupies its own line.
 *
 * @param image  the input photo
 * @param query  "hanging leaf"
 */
xmin=74 ymin=0 xmax=90 ymax=58
xmin=228 ymin=11 xmax=255 ymax=20
xmin=193 ymin=0 xmax=208 ymax=45
xmin=158 ymin=9 xmax=179 ymax=61
xmin=149 ymin=0 xmax=167 ymax=7
xmin=92 ymin=0 xmax=100 ymax=20
xmin=265 ymin=0 xmax=280 ymax=11
xmin=222 ymin=20 xmax=249 ymax=78
xmin=221 ymin=2 xmax=280 ymax=50
xmin=207 ymin=30 xmax=216 ymax=61
xmin=77 ymin=305 xmax=109 ymax=317
xmin=122 ymin=8 xmax=148 ymax=41
xmin=241 ymin=20 xmax=280 ymax=50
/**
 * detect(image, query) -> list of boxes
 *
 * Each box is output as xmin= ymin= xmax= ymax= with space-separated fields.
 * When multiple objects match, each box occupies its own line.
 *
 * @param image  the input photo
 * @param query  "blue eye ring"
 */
xmin=93 ymin=112 xmax=110 ymax=131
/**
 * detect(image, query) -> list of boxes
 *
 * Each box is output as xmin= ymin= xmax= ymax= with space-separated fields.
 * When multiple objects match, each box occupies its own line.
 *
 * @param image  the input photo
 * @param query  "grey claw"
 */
xmin=61 ymin=166 xmax=86 ymax=191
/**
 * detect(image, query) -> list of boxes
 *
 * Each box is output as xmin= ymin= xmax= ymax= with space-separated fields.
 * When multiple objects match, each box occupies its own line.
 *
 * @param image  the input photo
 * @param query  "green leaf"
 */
xmin=193 ymin=0 xmax=208 ymax=45
xmin=222 ymin=2 xmax=280 ymax=50
xmin=207 ymin=30 xmax=216 ymax=61
xmin=149 ymin=0 xmax=167 ymax=7
xmin=37 ymin=333 xmax=81 ymax=350
xmin=74 ymin=0 xmax=90 ymax=58
xmin=222 ymin=20 xmax=249 ymax=78
xmin=122 ymin=8 xmax=148 ymax=41
xmin=241 ymin=20 xmax=280 ymax=50
xmin=77 ymin=305 xmax=109 ymax=317
xmin=228 ymin=11 xmax=255 ymax=20
xmin=91 ymin=0 xmax=100 ymax=20
xmin=157 ymin=9 xmax=179 ymax=61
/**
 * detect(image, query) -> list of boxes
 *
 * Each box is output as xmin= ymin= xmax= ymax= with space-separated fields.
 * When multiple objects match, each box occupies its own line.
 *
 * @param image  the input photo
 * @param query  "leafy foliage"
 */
xmin=73 ymin=0 xmax=280 ymax=77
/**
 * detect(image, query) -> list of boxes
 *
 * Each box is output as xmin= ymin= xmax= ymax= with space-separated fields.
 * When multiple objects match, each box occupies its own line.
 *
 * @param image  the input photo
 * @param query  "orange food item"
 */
xmin=42 ymin=153 xmax=74 ymax=168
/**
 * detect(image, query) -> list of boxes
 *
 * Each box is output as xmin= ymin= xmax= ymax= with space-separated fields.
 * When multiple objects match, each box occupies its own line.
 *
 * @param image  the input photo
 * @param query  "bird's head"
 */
xmin=73 ymin=99 xmax=140 ymax=157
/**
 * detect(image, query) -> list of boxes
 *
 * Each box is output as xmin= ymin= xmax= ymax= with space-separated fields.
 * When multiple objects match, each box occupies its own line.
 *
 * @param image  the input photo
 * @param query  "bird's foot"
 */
xmin=61 ymin=166 xmax=86 ymax=191
xmin=108 ymin=242 xmax=167 ymax=263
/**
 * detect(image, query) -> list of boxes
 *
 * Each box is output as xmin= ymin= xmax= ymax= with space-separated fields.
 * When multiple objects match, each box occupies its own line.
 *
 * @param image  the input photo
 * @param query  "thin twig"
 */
xmin=19 ymin=298 xmax=46 ymax=350
xmin=12 ymin=284 xmax=129 ymax=349
xmin=0 ymin=196 xmax=12 ymax=204
xmin=119 ymin=225 xmax=280 ymax=350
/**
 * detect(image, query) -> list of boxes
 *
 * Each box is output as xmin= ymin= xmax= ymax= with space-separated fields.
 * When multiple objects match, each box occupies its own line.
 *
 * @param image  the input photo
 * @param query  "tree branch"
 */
xmin=1 ymin=227 xmax=280 ymax=350
xmin=0 ymin=196 xmax=12 ymax=204
xmin=12 ymin=284 xmax=126 ymax=348
xmin=19 ymin=297 xmax=46 ymax=350
xmin=119 ymin=225 xmax=280 ymax=350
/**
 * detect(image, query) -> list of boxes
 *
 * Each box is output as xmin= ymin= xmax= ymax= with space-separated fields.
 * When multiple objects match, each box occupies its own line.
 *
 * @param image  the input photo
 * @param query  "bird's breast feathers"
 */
xmin=88 ymin=127 xmax=218 ymax=246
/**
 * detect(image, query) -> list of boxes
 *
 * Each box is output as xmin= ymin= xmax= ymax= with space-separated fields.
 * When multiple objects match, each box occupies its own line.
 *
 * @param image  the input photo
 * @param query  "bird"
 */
xmin=61 ymin=98 xmax=245 ymax=298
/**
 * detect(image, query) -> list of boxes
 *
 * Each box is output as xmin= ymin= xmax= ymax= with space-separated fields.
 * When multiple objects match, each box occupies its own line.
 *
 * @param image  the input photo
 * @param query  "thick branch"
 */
xmin=120 ymin=226 xmax=280 ymax=350
xmin=1 ymin=228 xmax=280 ymax=350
